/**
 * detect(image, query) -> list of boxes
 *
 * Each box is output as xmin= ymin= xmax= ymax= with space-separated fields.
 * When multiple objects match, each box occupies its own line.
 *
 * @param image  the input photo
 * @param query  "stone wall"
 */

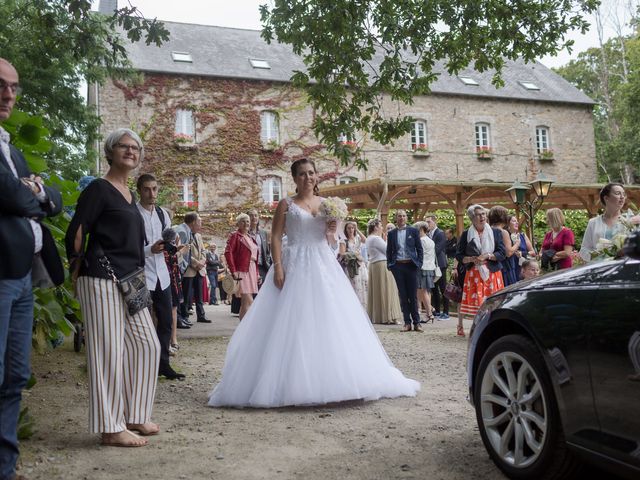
xmin=96 ymin=73 xmax=596 ymax=240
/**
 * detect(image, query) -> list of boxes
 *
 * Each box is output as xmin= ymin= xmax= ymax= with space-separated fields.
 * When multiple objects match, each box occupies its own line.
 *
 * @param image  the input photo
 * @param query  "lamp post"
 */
xmin=505 ymin=174 xmax=554 ymax=249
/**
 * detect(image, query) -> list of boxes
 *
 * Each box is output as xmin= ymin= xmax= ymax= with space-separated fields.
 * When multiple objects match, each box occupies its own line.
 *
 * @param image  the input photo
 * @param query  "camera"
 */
xmin=164 ymin=242 xmax=177 ymax=255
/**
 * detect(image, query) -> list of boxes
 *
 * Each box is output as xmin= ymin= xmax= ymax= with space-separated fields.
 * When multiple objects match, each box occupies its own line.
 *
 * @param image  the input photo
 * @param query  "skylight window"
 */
xmin=459 ymin=76 xmax=479 ymax=86
xmin=171 ymin=52 xmax=193 ymax=63
xmin=249 ymin=59 xmax=271 ymax=69
xmin=520 ymin=81 xmax=540 ymax=90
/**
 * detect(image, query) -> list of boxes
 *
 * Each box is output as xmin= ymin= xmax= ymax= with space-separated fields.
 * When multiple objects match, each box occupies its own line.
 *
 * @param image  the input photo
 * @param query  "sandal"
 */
xmin=428 ymin=314 xmax=435 ymax=324
xmin=457 ymin=325 xmax=465 ymax=337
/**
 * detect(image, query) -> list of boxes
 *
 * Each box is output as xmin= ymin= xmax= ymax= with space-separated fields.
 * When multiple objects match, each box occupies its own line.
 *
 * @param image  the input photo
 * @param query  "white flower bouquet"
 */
xmin=319 ymin=196 xmax=348 ymax=221
xmin=591 ymin=209 xmax=640 ymax=260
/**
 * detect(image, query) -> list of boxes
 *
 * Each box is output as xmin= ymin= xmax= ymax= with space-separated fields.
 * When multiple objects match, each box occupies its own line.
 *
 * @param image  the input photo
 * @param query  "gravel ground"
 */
xmin=18 ymin=306 xmax=507 ymax=480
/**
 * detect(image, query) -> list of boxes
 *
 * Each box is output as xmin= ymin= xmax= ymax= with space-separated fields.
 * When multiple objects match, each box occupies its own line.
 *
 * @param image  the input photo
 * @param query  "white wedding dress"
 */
xmin=208 ymin=197 xmax=420 ymax=408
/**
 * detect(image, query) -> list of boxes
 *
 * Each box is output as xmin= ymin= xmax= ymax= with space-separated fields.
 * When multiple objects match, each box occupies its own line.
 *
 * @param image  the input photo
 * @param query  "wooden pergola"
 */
xmin=320 ymin=179 xmax=640 ymax=236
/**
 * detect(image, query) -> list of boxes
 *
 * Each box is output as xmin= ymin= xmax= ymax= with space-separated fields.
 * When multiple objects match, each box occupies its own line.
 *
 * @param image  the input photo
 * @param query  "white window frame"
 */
xmin=261 ymin=176 xmax=282 ymax=203
xmin=475 ymin=122 xmax=491 ymax=149
xmin=175 ymin=109 xmax=195 ymax=138
xmin=339 ymin=176 xmax=357 ymax=185
xmin=536 ymin=126 xmax=550 ymax=153
xmin=260 ymin=111 xmax=279 ymax=145
xmin=410 ymin=120 xmax=427 ymax=150
xmin=182 ymin=177 xmax=195 ymax=204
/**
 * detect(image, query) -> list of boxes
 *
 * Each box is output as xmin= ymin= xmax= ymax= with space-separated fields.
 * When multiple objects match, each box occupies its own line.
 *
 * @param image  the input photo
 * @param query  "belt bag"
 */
xmin=97 ymin=245 xmax=151 ymax=316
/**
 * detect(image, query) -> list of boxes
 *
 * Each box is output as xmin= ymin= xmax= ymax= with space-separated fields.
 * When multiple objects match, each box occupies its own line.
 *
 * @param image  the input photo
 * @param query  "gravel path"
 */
xmin=19 ymin=305 xmax=506 ymax=480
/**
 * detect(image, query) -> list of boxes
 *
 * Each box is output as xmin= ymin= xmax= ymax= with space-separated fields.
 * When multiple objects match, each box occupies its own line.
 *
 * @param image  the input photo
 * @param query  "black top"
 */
xmin=65 ymin=178 xmax=145 ymax=279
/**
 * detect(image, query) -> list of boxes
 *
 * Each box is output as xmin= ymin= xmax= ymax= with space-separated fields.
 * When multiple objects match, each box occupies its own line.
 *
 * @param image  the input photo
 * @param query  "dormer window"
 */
xmin=520 ymin=81 xmax=540 ymax=90
xmin=171 ymin=52 xmax=192 ymax=63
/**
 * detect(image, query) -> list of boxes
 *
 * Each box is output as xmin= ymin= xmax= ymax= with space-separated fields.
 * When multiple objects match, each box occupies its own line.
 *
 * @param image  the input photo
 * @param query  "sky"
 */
xmin=97 ymin=0 xmax=636 ymax=69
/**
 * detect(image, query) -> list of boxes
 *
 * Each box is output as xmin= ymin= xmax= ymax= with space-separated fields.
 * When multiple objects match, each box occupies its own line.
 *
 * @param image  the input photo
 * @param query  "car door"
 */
xmin=589 ymin=258 xmax=640 ymax=468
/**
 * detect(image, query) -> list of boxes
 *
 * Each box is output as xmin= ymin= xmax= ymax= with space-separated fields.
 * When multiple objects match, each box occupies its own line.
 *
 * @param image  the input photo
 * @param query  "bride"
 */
xmin=208 ymin=158 xmax=420 ymax=407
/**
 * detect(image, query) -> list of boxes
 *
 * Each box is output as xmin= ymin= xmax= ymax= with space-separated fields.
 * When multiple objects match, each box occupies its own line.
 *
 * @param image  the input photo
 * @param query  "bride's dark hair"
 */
xmin=291 ymin=158 xmax=319 ymax=196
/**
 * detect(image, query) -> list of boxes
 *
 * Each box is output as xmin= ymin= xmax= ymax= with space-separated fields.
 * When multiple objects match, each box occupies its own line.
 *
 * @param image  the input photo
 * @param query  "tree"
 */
xmin=0 ymin=0 xmax=168 ymax=179
xmin=261 ymin=0 xmax=599 ymax=168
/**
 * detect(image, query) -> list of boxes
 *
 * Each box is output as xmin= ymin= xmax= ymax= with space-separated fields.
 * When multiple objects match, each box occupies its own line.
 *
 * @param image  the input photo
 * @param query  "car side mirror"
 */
xmin=623 ymin=231 xmax=640 ymax=259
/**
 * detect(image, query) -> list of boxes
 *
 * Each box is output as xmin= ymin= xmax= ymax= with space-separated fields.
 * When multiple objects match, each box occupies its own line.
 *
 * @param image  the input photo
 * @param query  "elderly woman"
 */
xmin=65 ymin=129 xmax=160 ymax=447
xmin=224 ymin=213 xmax=259 ymax=320
xmin=541 ymin=208 xmax=575 ymax=270
xmin=339 ymin=221 xmax=368 ymax=307
xmin=455 ymin=204 xmax=506 ymax=337
xmin=488 ymin=206 xmax=519 ymax=287
xmin=365 ymin=219 xmax=401 ymax=324
xmin=580 ymin=183 xmax=640 ymax=261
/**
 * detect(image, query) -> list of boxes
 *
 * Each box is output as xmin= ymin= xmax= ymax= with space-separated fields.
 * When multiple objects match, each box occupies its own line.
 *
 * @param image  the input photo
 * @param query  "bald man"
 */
xmin=0 ymin=58 xmax=63 ymax=480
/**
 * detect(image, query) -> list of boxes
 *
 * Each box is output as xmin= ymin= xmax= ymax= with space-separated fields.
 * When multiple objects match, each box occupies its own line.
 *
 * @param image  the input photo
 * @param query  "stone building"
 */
xmin=90 ymin=20 xmax=596 ymax=235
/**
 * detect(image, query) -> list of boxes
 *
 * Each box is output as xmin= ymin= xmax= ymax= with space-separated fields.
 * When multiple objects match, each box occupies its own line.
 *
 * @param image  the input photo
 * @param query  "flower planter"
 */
xmin=538 ymin=154 xmax=554 ymax=162
xmin=412 ymin=150 xmax=430 ymax=158
xmin=477 ymin=153 xmax=492 ymax=160
xmin=175 ymin=142 xmax=197 ymax=151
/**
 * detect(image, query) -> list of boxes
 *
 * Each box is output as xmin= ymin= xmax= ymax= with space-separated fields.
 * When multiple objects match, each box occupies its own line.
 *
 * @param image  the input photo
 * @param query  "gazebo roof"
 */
xmin=319 ymin=179 xmax=640 ymax=217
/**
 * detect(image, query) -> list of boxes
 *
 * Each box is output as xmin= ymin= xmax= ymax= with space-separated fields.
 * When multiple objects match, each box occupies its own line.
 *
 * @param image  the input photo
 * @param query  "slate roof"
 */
xmin=122 ymin=21 xmax=594 ymax=106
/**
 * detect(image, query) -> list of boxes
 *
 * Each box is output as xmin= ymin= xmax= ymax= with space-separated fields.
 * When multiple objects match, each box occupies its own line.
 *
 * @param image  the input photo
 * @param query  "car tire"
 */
xmin=474 ymin=334 xmax=580 ymax=480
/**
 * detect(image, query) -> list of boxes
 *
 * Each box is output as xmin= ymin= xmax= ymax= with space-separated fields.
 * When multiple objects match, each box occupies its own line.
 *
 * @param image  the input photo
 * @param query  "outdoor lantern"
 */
xmin=505 ymin=180 xmax=530 ymax=205
xmin=530 ymin=173 xmax=554 ymax=200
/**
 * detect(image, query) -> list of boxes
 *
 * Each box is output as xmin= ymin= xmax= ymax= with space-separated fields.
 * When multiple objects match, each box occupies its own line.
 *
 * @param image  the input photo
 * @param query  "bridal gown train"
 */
xmin=208 ymin=197 xmax=420 ymax=408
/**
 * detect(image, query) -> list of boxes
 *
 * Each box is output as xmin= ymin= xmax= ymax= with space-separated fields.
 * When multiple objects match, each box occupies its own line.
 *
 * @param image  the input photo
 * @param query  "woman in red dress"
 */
xmin=224 ymin=213 xmax=259 ymax=320
xmin=541 ymin=208 xmax=575 ymax=270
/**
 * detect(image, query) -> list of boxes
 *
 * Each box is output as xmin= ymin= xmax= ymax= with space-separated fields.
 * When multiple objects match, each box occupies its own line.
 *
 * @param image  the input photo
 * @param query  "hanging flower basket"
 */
xmin=411 ymin=143 xmax=430 ymax=157
xmin=538 ymin=149 xmax=554 ymax=161
xmin=174 ymin=133 xmax=197 ymax=150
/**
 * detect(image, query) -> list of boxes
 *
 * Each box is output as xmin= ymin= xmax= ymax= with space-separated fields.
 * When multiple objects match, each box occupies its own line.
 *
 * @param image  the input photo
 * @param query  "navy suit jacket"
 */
xmin=386 ymin=226 xmax=423 ymax=269
xmin=0 ymin=143 xmax=64 ymax=284
xmin=431 ymin=227 xmax=448 ymax=268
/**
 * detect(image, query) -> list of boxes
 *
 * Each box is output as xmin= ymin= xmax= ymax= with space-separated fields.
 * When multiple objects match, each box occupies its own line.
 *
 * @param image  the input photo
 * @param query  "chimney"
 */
xmin=98 ymin=0 xmax=117 ymax=15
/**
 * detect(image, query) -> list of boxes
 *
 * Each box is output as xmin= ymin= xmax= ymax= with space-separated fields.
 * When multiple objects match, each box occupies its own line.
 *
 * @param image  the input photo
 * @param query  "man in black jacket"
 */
xmin=426 ymin=214 xmax=450 ymax=320
xmin=0 ymin=58 xmax=64 ymax=480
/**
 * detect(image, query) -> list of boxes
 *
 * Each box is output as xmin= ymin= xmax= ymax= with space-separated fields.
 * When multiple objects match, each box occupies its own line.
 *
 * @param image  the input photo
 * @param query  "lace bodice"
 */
xmin=284 ymin=197 xmax=329 ymax=247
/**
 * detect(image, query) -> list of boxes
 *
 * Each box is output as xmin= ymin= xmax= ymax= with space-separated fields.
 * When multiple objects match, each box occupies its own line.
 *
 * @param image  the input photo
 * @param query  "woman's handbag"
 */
xmin=444 ymin=280 xmax=463 ymax=303
xmin=221 ymin=274 xmax=240 ymax=295
xmin=97 ymin=245 xmax=151 ymax=316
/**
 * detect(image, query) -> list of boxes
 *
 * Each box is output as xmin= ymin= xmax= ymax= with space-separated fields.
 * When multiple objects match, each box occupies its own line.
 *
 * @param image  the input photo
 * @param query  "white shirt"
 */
xmin=137 ymin=203 xmax=171 ymax=290
xmin=365 ymin=235 xmax=387 ymax=264
xmin=579 ymin=214 xmax=627 ymax=261
xmin=0 ymin=126 xmax=44 ymax=253
xmin=420 ymin=235 xmax=436 ymax=271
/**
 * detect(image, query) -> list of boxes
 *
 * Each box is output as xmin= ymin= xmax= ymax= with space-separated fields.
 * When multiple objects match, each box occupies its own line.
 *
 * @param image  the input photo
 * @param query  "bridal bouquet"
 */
xmin=319 ymin=197 xmax=348 ymax=221
xmin=591 ymin=209 xmax=640 ymax=260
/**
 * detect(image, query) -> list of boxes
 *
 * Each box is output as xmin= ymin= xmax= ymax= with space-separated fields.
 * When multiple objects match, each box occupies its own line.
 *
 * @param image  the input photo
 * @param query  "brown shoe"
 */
xmin=413 ymin=324 xmax=424 ymax=332
xmin=403 ymin=324 xmax=412 ymax=332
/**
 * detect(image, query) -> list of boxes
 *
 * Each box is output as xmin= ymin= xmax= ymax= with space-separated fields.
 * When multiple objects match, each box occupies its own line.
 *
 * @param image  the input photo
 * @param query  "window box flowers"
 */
xmin=263 ymin=139 xmax=281 ymax=151
xmin=411 ymin=143 xmax=430 ymax=157
xmin=174 ymin=133 xmax=197 ymax=150
xmin=476 ymin=146 xmax=492 ymax=160
xmin=538 ymin=149 xmax=554 ymax=161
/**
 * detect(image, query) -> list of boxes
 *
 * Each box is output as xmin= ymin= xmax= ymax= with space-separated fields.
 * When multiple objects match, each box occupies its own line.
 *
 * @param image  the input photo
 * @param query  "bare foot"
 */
xmin=126 ymin=422 xmax=160 ymax=436
xmin=101 ymin=429 xmax=148 ymax=447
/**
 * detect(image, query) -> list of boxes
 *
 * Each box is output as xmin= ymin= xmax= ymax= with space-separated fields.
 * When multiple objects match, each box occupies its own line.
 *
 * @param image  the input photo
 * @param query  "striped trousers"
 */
xmin=77 ymin=277 xmax=160 ymax=434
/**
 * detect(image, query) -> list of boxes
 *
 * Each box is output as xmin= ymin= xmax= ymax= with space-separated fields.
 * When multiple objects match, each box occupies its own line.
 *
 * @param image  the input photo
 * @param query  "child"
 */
xmin=521 ymin=259 xmax=541 ymax=280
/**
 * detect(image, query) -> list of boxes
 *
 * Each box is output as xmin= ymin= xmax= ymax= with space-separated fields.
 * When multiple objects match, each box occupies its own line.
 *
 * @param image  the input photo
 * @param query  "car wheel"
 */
xmin=474 ymin=335 xmax=579 ymax=480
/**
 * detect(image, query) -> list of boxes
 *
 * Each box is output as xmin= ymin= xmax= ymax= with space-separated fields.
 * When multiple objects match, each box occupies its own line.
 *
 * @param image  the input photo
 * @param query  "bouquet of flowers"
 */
xmin=319 ymin=196 xmax=348 ymax=221
xmin=340 ymin=251 xmax=361 ymax=278
xmin=591 ymin=209 xmax=640 ymax=260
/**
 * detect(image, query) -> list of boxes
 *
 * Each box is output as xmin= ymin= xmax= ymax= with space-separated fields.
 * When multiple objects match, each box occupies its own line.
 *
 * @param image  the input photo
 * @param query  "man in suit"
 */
xmin=386 ymin=210 xmax=424 ymax=332
xmin=426 ymin=214 xmax=450 ymax=320
xmin=175 ymin=212 xmax=211 ymax=324
xmin=0 ymin=58 xmax=64 ymax=480
xmin=248 ymin=209 xmax=271 ymax=286
xmin=136 ymin=174 xmax=185 ymax=380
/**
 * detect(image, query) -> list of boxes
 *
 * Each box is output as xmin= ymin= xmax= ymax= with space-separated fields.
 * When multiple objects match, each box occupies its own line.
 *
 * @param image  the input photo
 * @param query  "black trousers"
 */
xmin=431 ymin=265 xmax=449 ymax=314
xmin=390 ymin=262 xmax=420 ymax=325
xmin=180 ymin=274 xmax=205 ymax=320
xmin=151 ymin=281 xmax=173 ymax=369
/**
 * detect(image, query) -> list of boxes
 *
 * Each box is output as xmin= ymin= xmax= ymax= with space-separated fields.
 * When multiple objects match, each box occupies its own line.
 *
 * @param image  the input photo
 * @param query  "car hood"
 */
xmin=498 ymin=258 xmax=626 ymax=293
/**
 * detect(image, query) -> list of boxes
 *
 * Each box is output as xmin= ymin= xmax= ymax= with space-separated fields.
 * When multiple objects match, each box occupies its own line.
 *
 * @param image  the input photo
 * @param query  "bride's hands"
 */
xmin=273 ymin=264 xmax=285 ymax=289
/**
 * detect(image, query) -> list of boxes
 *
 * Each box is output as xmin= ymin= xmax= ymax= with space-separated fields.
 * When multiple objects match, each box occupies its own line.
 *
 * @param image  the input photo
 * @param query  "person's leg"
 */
xmin=391 ymin=266 xmax=410 ymax=325
xmin=239 ymin=294 xmax=254 ymax=321
xmin=171 ymin=307 xmax=178 ymax=346
xmin=438 ymin=267 xmax=449 ymax=316
xmin=152 ymin=285 xmax=173 ymax=373
xmin=0 ymin=275 xmax=33 ymax=479
xmin=405 ymin=265 xmax=420 ymax=325
xmin=179 ymin=276 xmax=193 ymax=319
xmin=76 ymin=277 xmax=146 ymax=446
xmin=431 ymin=280 xmax=441 ymax=315
xmin=122 ymin=306 xmax=160 ymax=434
xmin=207 ymin=273 xmax=217 ymax=304
xmin=193 ymin=274 xmax=207 ymax=321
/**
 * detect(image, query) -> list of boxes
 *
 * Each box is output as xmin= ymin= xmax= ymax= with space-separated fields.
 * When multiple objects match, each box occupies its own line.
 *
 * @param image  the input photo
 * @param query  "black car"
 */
xmin=467 ymin=236 xmax=640 ymax=480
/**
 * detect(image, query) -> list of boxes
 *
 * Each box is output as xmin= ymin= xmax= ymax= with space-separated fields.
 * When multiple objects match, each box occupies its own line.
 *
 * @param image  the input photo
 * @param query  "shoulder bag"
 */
xmin=97 ymin=245 xmax=151 ymax=316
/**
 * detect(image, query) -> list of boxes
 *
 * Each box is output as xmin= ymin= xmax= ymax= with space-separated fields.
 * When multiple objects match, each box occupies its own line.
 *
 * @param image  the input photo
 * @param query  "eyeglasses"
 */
xmin=0 ymin=80 xmax=22 ymax=96
xmin=114 ymin=143 xmax=141 ymax=153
